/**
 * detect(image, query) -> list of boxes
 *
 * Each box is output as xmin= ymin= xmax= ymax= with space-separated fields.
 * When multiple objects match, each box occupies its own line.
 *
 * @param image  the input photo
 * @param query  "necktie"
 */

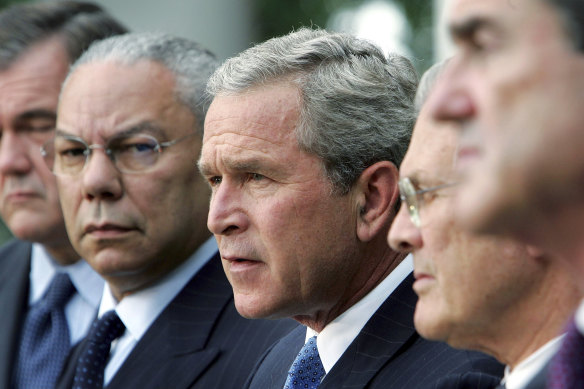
xmin=548 ymin=319 xmax=584 ymax=389
xmin=72 ymin=310 xmax=125 ymax=389
xmin=13 ymin=272 xmax=76 ymax=388
xmin=283 ymin=336 xmax=326 ymax=389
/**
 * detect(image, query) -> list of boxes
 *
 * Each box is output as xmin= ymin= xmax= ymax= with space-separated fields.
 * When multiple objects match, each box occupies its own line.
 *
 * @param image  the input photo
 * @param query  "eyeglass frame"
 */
xmin=40 ymin=131 xmax=196 ymax=176
xmin=398 ymin=177 xmax=459 ymax=227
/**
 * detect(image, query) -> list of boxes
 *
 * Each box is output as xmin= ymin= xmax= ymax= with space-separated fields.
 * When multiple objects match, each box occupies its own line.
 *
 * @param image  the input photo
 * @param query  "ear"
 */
xmin=354 ymin=161 xmax=400 ymax=242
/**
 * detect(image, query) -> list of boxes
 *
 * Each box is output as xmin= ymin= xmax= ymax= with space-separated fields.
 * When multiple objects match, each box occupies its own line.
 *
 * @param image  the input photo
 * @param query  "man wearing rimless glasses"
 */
xmin=48 ymin=32 xmax=297 ymax=389
xmin=388 ymin=63 xmax=580 ymax=389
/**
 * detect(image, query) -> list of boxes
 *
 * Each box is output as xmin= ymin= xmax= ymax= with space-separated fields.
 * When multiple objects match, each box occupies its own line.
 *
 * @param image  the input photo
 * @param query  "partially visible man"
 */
xmin=199 ymin=28 xmax=503 ymax=389
xmin=427 ymin=0 xmax=584 ymax=271
xmin=51 ymin=32 xmax=297 ymax=389
xmin=0 ymin=2 xmax=126 ymax=387
xmin=389 ymin=62 xmax=582 ymax=389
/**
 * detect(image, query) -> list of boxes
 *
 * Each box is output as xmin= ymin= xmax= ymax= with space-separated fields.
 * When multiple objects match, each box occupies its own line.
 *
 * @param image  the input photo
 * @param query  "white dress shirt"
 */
xmin=501 ymin=336 xmax=563 ymax=389
xmin=29 ymin=243 xmax=104 ymax=345
xmin=305 ymin=254 xmax=413 ymax=373
xmin=100 ymin=237 xmax=217 ymax=385
xmin=574 ymin=298 xmax=584 ymax=334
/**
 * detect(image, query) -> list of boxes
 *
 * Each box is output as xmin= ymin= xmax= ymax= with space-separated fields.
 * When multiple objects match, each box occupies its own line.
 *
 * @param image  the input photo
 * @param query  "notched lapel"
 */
xmin=321 ymin=273 xmax=418 ymax=388
xmin=107 ymin=252 xmax=234 ymax=389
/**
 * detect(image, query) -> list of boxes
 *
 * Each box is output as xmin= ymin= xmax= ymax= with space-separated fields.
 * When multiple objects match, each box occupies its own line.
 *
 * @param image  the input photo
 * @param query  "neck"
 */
xmin=470 ymin=267 xmax=580 ymax=369
xmin=43 ymin=241 xmax=80 ymax=266
xmin=295 ymin=247 xmax=407 ymax=332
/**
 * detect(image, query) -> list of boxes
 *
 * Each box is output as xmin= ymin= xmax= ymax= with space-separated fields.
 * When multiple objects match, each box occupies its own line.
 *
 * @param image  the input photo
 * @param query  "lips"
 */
xmin=84 ymin=222 xmax=135 ymax=238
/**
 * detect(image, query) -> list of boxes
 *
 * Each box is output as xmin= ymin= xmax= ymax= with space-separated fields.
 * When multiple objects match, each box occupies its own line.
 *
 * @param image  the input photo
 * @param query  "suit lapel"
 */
xmin=107 ymin=252 xmax=234 ymax=389
xmin=0 ymin=240 xmax=31 ymax=388
xmin=320 ymin=273 xmax=418 ymax=388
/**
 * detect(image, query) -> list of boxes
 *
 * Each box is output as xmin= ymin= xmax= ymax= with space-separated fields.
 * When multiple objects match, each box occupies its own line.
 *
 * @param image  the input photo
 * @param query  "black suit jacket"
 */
xmin=58 ymin=251 xmax=299 ymax=389
xmin=246 ymin=274 xmax=504 ymax=389
xmin=0 ymin=239 xmax=32 ymax=389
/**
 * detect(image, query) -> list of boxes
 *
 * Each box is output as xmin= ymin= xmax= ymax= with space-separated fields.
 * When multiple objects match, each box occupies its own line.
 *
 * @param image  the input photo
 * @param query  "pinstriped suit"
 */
xmin=246 ymin=274 xmax=504 ymax=389
xmin=57 ymin=251 xmax=299 ymax=389
xmin=0 ymin=240 xmax=32 ymax=389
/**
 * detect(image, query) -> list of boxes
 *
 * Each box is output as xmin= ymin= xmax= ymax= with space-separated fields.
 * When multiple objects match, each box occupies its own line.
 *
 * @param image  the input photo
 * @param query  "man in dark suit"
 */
xmin=198 ymin=27 xmax=503 ymax=388
xmin=389 ymin=62 xmax=582 ymax=389
xmin=51 ymin=32 xmax=297 ymax=389
xmin=0 ymin=3 xmax=126 ymax=388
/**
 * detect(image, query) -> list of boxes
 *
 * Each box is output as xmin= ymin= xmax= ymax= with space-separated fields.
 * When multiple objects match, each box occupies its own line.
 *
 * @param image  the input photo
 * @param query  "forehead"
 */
xmin=448 ymin=0 xmax=552 ymax=36
xmin=0 ymin=37 xmax=69 ymax=117
xmin=203 ymin=83 xmax=301 ymax=150
xmin=400 ymin=107 xmax=458 ymax=182
xmin=58 ymin=59 xmax=187 ymax=140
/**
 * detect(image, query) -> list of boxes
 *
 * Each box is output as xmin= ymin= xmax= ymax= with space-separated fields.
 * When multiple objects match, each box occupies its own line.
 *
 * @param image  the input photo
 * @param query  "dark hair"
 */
xmin=546 ymin=0 xmax=584 ymax=51
xmin=0 ymin=1 xmax=127 ymax=70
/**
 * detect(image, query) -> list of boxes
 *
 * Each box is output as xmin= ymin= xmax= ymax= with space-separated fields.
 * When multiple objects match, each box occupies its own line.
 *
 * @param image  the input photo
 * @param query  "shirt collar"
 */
xmin=502 ymin=335 xmax=563 ymax=389
xmin=30 ymin=243 xmax=103 ymax=308
xmin=306 ymin=254 xmax=413 ymax=373
xmin=99 ymin=236 xmax=217 ymax=342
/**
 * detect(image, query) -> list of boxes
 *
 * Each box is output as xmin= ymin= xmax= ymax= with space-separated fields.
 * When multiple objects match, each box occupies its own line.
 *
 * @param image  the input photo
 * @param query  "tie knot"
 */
xmin=284 ymin=336 xmax=325 ymax=389
xmin=89 ymin=310 xmax=125 ymax=345
xmin=43 ymin=273 xmax=75 ymax=310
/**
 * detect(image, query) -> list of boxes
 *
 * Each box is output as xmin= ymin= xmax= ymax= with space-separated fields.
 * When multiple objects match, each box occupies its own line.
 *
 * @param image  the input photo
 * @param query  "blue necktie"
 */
xmin=73 ymin=310 xmax=125 ymax=389
xmin=548 ymin=319 xmax=584 ymax=389
xmin=284 ymin=336 xmax=326 ymax=389
xmin=13 ymin=272 xmax=76 ymax=388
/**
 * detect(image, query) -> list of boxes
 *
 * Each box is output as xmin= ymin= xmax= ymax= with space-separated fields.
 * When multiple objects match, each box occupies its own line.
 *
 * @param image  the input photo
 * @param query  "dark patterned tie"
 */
xmin=72 ymin=310 xmax=125 ymax=389
xmin=13 ymin=272 xmax=76 ymax=388
xmin=548 ymin=319 xmax=584 ymax=389
xmin=283 ymin=336 xmax=326 ymax=389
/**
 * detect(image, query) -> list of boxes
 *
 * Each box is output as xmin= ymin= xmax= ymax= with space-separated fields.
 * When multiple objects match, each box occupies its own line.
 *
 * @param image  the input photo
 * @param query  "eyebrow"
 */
xmin=449 ymin=16 xmax=498 ymax=42
xmin=16 ymin=109 xmax=57 ymax=122
xmin=55 ymin=121 xmax=167 ymax=141
xmin=198 ymin=156 xmax=272 ymax=177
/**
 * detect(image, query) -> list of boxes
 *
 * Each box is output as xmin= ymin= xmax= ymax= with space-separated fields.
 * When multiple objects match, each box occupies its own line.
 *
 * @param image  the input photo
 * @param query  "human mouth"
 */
xmin=412 ymin=271 xmax=435 ymax=295
xmin=4 ymin=190 xmax=42 ymax=202
xmin=84 ymin=223 xmax=135 ymax=239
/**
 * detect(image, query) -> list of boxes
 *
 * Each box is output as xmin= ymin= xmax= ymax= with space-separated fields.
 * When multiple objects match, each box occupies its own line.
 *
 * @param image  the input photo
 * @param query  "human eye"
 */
xmin=116 ymin=136 xmax=158 ymax=155
xmin=248 ymin=173 xmax=265 ymax=182
xmin=55 ymin=140 xmax=86 ymax=166
xmin=208 ymin=176 xmax=222 ymax=187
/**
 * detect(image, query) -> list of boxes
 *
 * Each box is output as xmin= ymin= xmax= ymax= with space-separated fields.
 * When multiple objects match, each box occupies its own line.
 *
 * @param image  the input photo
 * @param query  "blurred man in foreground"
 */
xmin=0 ymin=2 xmax=126 ymax=387
xmin=51 ymin=32 xmax=297 ymax=389
xmin=389 ymin=62 xmax=582 ymax=389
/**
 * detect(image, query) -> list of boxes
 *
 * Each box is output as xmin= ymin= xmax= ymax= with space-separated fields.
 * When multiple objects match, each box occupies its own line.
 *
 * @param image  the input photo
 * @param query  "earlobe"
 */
xmin=356 ymin=161 xmax=399 ymax=242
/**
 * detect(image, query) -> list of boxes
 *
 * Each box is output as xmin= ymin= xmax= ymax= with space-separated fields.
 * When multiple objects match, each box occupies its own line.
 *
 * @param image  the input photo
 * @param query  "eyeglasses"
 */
xmin=41 ymin=132 xmax=196 ymax=176
xmin=398 ymin=177 xmax=458 ymax=227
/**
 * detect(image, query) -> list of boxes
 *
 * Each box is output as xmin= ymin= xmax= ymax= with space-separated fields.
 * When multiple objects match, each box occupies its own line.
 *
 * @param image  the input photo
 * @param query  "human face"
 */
xmin=57 ymin=60 xmax=210 ymax=299
xmin=388 ymin=106 xmax=542 ymax=349
xmin=0 ymin=37 xmax=71 ymax=249
xmin=428 ymin=0 xmax=584 ymax=240
xmin=200 ymin=83 xmax=366 ymax=324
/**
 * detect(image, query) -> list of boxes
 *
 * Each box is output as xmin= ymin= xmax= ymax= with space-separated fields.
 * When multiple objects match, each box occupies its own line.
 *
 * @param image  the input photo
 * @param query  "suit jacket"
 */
xmin=58 ymin=251 xmax=299 ymax=389
xmin=0 ymin=239 xmax=32 ymax=389
xmin=246 ymin=274 xmax=504 ymax=389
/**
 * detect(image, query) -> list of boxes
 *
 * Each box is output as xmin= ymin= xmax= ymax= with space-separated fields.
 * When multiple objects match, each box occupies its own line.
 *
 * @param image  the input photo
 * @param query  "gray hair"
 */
xmin=207 ymin=27 xmax=418 ymax=195
xmin=414 ymin=59 xmax=450 ymax=112
xmin=0 ymin=1 xmax=127 ymax=70
xmin=67 ymin=32 xmax=219 ymax=134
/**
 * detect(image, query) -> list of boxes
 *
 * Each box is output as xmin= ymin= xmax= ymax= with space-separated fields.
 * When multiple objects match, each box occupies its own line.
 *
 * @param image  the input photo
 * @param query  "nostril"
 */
xmin=398 ymin=241 xmax=412 ymax=252
xmin=223 ymin=225 xmax=238 ymax=234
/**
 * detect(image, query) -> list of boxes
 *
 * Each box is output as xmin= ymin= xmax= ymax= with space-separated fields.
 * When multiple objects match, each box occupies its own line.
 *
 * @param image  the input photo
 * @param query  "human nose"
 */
xmin=80 ymin=147 xmax=122 ymax=201
xmin=207 ymin=181 xmax=248 ymax=236
xmin=0 ymin=131 xmax=33 ymax=175
xmin=426 ymin=58 xmax=475 ymax=123
xmin=388 ymin=203 xmax=423 ymax=252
